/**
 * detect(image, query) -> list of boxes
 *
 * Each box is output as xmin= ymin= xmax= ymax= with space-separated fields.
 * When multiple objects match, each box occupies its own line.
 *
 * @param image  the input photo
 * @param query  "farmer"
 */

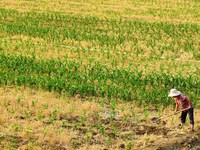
xmin=168 ymin=88 xmax=194 ymax=132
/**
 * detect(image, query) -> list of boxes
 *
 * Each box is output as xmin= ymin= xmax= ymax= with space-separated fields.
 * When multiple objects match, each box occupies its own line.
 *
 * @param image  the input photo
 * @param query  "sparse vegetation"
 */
xmin=0 ymin=0 xmax=199 ymax=149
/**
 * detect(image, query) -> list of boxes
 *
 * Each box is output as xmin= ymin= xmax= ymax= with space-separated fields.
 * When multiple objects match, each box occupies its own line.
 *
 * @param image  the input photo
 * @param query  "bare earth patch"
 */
xmin=0 ymin=87 xmax=199 ymax=149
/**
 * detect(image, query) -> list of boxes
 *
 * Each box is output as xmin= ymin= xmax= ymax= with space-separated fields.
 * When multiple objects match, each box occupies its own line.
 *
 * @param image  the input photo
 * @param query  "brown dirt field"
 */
xmin=0 ymin=87 xmax=199 ymax=150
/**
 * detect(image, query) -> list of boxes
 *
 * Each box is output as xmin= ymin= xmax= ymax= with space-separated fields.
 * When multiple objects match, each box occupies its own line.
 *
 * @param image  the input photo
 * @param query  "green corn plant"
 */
xmin=106 ymin=136 xmax=111 ymax=145
xmin=12 ymin=124 xmax=22 ymax=132
xmin=0 ymin=52 xmax=199 ymax=106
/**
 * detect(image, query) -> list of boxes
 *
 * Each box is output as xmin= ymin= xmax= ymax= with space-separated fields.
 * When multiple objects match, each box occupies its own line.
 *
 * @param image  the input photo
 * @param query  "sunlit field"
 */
xmin=0 ymin=0 xmax=199 ymax=149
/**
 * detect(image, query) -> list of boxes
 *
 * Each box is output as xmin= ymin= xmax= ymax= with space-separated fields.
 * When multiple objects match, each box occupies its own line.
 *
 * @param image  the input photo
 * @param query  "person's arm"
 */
xmin=174 ymin=102 xmax=179 ymax=114
xmin=186 ymin=97 xmax=192 ymax=110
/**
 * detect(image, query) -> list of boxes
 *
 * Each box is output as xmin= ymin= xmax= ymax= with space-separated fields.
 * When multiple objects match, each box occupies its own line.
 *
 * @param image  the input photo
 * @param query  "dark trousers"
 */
xmin=180 ymin=108 xmax=194 ymax=125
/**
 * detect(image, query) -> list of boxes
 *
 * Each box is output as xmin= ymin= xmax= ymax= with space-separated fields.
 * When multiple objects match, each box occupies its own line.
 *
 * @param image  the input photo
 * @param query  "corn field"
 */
xmin=0 ymin=53 xmax=199 ymax=106
xmin=0 ymin=1 xmax=199 ymax=107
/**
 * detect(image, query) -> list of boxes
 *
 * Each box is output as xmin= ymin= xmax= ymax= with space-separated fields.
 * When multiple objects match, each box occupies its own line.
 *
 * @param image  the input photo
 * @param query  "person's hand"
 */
xmin=174 ymin=111 xmax=178 ymax=115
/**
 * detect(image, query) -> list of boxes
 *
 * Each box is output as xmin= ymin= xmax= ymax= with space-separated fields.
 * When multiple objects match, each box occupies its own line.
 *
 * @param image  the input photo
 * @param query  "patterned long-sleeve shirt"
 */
xmin=175 ymin=93 xmax=193 ymax=110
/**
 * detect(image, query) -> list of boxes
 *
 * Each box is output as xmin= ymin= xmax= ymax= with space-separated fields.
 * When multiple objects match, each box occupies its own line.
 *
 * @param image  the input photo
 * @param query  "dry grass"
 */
xmin=0 ymin=87 xmax=200 ymax=149
xmin=0 ymin=0 xmax=199 ymax=24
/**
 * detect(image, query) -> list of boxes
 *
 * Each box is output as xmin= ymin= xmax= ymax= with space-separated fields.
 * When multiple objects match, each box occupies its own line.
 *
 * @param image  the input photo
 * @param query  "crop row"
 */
xmin=0 ymin=8 xmax=199 ymax=59
xmin=0 ymin=0 xmax=199 ymax=23
xmin=0 ymin=38 xmax=199 ymax=78
xmin=0 ymin=53 xmax=199 ymax=106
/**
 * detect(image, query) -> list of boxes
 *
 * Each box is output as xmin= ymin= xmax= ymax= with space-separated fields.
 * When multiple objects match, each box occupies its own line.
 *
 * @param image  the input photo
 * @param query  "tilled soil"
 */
xmin=0 ymin=87 xmax=199 ymax=150
xmin=155 ymin=133 xmax=200 ymax=150
xmin=1 ymin=116 xmax=200 ymax=150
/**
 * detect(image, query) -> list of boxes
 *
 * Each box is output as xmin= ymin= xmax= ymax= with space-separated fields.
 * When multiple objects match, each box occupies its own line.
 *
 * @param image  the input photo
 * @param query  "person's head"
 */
xmin=168 ymin=89 xmax=181 ymax=98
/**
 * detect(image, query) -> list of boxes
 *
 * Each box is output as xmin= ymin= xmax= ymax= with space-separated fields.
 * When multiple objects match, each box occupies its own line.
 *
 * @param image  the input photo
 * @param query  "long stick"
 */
xmin=153 ymin=108 xmax=189 ymax=122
